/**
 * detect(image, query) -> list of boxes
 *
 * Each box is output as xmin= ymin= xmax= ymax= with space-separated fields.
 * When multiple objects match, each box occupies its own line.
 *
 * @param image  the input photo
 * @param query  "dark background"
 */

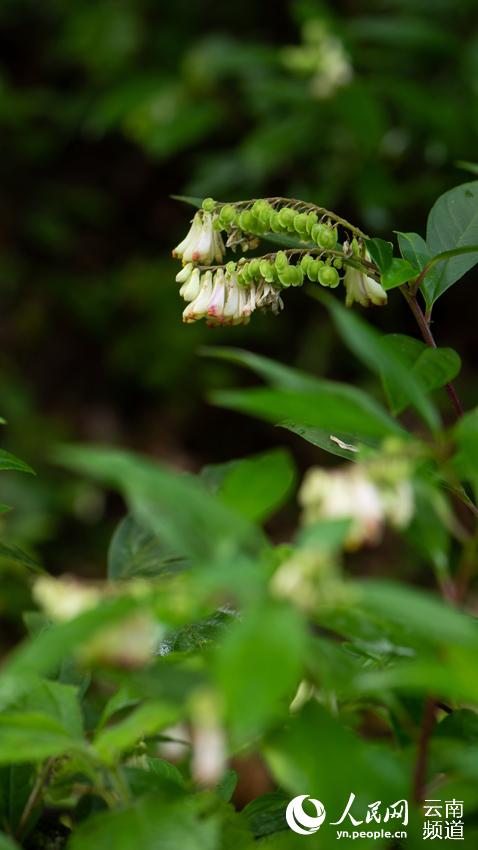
xmin=0 ymin=0 xmax=477 ymax=583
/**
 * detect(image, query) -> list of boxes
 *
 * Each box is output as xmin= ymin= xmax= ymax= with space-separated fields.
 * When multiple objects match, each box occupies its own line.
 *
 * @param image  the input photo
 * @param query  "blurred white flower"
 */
xmin=172 ymin=211 xmax=224 ymax=265
xmin=33 ymin=575 xmax=100 ymax=620
xmin=33 ymin=575 xmax=161 ymax=668
xmin=343 ymin=265 xmax=387 ymax=308
xmin=299 ymin=462 xmax=413 ymax=550
xmin=191 ymin=724 xmax=226 ymax=787
xmin=282 ymin=19 xmax=353 ymax=100
xmin=190 ymin=690 xmax=226 ymax=787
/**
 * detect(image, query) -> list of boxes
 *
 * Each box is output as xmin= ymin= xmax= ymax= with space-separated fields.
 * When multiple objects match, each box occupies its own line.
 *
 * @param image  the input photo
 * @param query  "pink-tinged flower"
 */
xmin=206 ymin=268 xmax=227 ymax=319
xmin=172 ymin=211 xmax=224 ymax=264
xmin=182 ymin=270 xmax=214 ymax=323
xmin=176 ymin=264 xmax=201 ymax=301
xmin=181 ymin=268 xmax=284 ymax=326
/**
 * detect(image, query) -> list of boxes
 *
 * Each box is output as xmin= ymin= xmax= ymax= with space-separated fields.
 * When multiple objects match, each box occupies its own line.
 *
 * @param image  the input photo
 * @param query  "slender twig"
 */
xmin=412 ymin=697 xmax=437 ymax=803
xmin=15 ymin=758 xmax=54 ymax=841
xmin=401 ymin=287 xmax=464 ymax=419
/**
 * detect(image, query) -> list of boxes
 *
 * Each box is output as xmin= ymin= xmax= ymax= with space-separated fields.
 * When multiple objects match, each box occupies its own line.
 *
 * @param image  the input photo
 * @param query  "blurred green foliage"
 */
xmin=0 ymin=0 xmax=477 ymax=577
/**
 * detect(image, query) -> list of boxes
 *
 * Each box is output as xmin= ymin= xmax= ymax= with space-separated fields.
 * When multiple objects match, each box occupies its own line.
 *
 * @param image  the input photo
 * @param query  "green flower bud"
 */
xmin=248 ymin=259 xmax=260 ymax=277
xmin=238 ymin=210 xmax=253 ymax=231
xmin=219 ymin=204 xmax=236 ymax=226
xmin=213 ymin=218 xmax=224 ymax=231
xmin=313 ymin=223 xmax=338 ymax=249
xmin=278 ymin=206 xmax=296 ymax=229
xmin=251 ymin=199 xmax=269 ymax=219
xmin=275 ymin=251 xmax=289 ymax=272
xmin=269 ymin=210 xmax=282 ymax=232
xmin=258 ymin=202 xmax=273 ymax=228
xmin=333 ymin=257 xmax=343 ymax=269
xmin=290 ymin=265 xmax=304 ymax=287
xmin=300 ymin=254 xmax=312 ymax=273
xmin=278 ymin=266 xmax=295 ymax=287
xmin=259 ymin=259 xmax=273 ymax=278
xmin=318 ymin=265 xmax=340 ymax=288
xmin=202 ymin=197 xmax=216 ymax=212
xmin=248 ymin=213 xmax=265 ymax=235
xmin=306 ymin=212 xmax=318 ymax=234
xmin=306 ymin=259 xmax=320 ymax=281
xmin=293 ymin=213 xmax=309 ymax=236
xmin=226 ymin=261 xmax=237 ymax=273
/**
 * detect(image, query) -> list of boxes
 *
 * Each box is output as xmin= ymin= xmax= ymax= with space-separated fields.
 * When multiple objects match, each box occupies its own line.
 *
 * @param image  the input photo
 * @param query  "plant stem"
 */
xmin=412 ymin=697 xmax=436 ymax=803
xmin=401 ymin=288 xmax=464 ymax=419
xmin=16 ymin=758 xmax=53 ymax=841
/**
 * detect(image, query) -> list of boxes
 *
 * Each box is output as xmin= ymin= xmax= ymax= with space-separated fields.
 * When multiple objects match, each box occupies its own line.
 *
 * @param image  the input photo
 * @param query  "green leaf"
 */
xmin=215 ymin=602 xmax=306 ymax=739
xmin=279 ymin=422 xmax=371 ymax=461
xmin=216 ymin=769 xmax=237 ymax=802
xmin=321 ymin=294 xmax=440 ymax=429
xmin=211 ymin=386 xmax=403 ymax=443
xmin=0 ymin=712 xmax=85 ymax=765
xmin=55 ymin=445 xmax=266 ymax=566
xmin=170 ymin=194 xmax=204 ymax=209
xmin=0 ymin=833 xmax=20 ymax=850
xmin=405 ymin=479 xmax=451 ymax=573
xmin=397 ymin=231 xmax=431 ymax=270
xmin=381 ymin=257 xmax=419 ymax=289
xmin=0 ymin=450 xmax=34 ymax=475
xmin=364 ymin=237 xmax=393 ymax=272
xmin=0 ymin=542 xmax=45 ymax=574
xmin=0 ymin=765 xmax=33 ymax=836
xmin=242 ymin=792 xmax=289 ymax=839
xmin=204 ymin=346 xmax=403 ymax=440
xmin=0 ymin=594 xmax=141 ymax=709
xmin=456 ymin=160 xmax=478 ymax=176
xmin=381 ymin=334 xmax=461 ymax=415
xmin=108 ymin=515 xmax=185 ymax=580
xmin=264 ymin=702 xmax=406 ymax=826
xmin=13 ymin=680 xmax=83 ymax=739
xmin=67 ymin=794 xmax=219 ymax=850
xmin=295 ymin=518 xmax=352 ymax=554
xmin=200 ymin=346 xmax=320 ymax=391
xmin=423 ymin=180 xmax=478 ymax=308
xmin=94 ymin=702 xmax=179 ymax=765
xmin=453 ymin=407 xmax=478 ymax=493
xmin=217 ymin=449 xmax=296 ymax=523
xmin=360 ymin=580 xmax=478 ymax=647
xmin=142 ymin=757 xmax=185 ymax=789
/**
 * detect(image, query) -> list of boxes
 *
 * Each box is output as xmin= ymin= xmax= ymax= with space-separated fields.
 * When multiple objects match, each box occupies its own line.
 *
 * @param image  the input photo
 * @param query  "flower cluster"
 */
xmin=299 ymin=451 xmax=414 ymax=550
xmin=33 ymin=575 xmax=161 ymax=667
xmin=171 ymin=198 xmax=388 ymax=325
xmin=282 ymin=19 xmax=353 ymax=100
xmin=176 ymin=262 xmax=283 ymax=326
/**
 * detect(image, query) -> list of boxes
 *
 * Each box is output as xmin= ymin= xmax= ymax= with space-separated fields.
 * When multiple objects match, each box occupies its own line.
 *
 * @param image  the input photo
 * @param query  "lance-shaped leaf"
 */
xmin=319 ymin=293 xmax=440 ymax=430
xmin=204 ymin=346 xmax=404 ymax=444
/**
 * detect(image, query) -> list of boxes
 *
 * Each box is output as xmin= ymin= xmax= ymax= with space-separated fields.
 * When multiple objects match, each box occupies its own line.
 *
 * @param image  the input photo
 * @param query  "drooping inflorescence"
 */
xmin=171 ymin=197 xmax=387 ymax=325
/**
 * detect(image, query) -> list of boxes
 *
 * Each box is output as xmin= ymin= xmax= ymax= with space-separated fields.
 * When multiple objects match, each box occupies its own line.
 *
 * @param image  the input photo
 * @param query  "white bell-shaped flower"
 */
xmin=343 ymin=265 xmax=388 ymax=308
xmin=172 ymin=211 xmax=224 ymax=265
